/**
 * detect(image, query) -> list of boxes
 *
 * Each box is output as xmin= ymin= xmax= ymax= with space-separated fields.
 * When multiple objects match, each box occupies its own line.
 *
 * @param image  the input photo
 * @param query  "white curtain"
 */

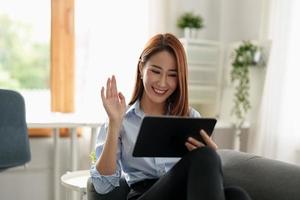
xmin=248 ymin=0 xmax=300 ymax=164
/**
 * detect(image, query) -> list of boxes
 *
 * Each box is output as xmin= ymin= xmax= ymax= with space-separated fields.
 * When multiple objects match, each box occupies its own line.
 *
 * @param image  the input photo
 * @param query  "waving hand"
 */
xmin=101 ymin=75 xmax=126 ymax=124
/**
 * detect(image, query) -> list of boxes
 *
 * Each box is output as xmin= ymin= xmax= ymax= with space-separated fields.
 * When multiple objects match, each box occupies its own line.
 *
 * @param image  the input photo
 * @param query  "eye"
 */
xmin=150 ymin=69 xmax=160 ymax=74
xmin=168 ymin=73 xmax=177 ymax=77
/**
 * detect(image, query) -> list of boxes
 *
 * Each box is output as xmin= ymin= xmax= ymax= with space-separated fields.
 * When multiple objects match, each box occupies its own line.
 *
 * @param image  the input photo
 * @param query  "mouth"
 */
xmin=152 ymin=87 xmax=168 ymax=95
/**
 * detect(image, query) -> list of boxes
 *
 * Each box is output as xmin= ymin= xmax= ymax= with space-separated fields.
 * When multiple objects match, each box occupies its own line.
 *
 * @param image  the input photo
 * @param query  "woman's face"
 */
xmin=139 ymin=50 xmax=178 ymax=106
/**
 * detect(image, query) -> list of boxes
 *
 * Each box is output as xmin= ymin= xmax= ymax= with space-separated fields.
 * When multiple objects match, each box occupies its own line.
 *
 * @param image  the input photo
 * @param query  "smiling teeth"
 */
xmin=154 ymin=88 xmax=166 ymax=94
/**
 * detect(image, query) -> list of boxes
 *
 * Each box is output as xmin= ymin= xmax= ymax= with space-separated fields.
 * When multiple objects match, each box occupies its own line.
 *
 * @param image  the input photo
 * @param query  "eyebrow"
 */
xmin=150 ymin=64 xmax=177 ymax=72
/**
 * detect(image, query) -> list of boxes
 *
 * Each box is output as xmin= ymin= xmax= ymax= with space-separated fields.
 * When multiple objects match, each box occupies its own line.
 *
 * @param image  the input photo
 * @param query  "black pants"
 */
xmin=127 ymin=147 xmax=251 ymax=200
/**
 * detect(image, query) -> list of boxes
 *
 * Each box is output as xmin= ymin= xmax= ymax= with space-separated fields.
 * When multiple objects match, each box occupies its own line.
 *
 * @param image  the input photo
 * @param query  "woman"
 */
xmin=91 ymin=33 xmax=251 ymax=200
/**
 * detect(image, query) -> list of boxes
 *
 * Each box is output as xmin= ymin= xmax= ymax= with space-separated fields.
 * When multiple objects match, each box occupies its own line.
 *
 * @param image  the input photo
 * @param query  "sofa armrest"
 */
xmin=87 ymin=177 xmax=130 ymax=200
xmin=218 ymin=149 xmax=300 ymax=200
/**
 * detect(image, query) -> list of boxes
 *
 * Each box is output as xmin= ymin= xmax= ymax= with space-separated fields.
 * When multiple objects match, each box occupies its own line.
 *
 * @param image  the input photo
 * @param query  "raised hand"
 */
xmin=101 ymin=75 xmax=126 ymax=124
xmin=185 ymin=129 xmax=218 ymax=151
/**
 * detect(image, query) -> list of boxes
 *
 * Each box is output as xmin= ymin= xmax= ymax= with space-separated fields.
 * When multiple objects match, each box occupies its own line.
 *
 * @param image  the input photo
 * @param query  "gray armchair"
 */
xmin=87 ymin=149 xmax=300 ymax=200
xmin=0 ymin=89 xmax=31 ymax=171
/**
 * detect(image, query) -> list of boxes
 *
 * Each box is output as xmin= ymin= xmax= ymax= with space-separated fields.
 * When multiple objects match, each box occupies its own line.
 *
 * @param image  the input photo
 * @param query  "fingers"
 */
xmin=101 ymin=86 xmax=105 ymax=101
xmin=185 ymin=130 xmax=218 ymax=151
xmin=185 ymin=142 xmax=197 ymax=151
xmin=200 ymin=130 xmax=218 ymax=150
xmin=118 ymin=92 xmax=126 ymax=106
xmin=185 ymin=137 xmax=205 ymax=151
xmin=106 ymin=77 xmax=111 ymax=98
xmin=187 ymin=137 xmax=205 ymax=148
xmin=105 ymin=75 xmax=118 ymax=99
xmin=111 ymin=75 xmax=118 ymax=97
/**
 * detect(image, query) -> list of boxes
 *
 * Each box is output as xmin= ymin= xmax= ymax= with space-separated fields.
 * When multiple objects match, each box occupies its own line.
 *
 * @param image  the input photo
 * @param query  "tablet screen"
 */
xmin=132 ymin=116 xmax=217 ymax=157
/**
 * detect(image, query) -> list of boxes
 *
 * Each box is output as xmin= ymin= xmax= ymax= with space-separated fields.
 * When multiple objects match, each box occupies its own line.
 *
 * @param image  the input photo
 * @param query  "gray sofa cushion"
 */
xmin=219 ymin=149 xmax=300 ymax=200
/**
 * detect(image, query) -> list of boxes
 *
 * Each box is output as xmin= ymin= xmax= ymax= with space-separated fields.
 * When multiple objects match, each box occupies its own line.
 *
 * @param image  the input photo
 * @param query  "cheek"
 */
xmin=143 ymin=70 xmax=151 ymax=80
xmin=144 ymin=71 xmax=157 ymax=83
xmin=169 ymin=78 xmax=178 ymax=90
xmin=142 ymin=75 xmax=152 ymax=89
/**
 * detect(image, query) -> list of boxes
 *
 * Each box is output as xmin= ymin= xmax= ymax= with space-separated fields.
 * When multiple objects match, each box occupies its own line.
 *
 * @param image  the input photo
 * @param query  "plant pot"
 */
xmin=184 ymin=28 xmax=199 ymax=39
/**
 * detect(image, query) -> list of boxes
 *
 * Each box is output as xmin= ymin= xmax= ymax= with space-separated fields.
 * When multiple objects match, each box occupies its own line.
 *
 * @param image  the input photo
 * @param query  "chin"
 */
xmin=150 ymin=94 xmax=170 ymax=105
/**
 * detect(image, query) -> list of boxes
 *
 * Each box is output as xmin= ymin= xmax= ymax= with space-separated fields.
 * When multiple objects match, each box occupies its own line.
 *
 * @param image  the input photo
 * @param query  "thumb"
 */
xmin=118 ymin=92 xmax=126 ymax=105
xmin=100 ymin=87 xmax=107 ymax=105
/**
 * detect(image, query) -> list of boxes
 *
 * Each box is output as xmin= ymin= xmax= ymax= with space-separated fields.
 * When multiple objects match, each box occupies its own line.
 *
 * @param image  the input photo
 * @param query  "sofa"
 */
xmin=87 ymin=149 xmax=300 ymax=200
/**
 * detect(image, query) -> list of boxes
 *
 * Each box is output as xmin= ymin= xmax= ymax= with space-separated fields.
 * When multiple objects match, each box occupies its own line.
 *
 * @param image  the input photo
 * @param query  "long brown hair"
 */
xmin=129 ymin=33 xmax=189 ymax=116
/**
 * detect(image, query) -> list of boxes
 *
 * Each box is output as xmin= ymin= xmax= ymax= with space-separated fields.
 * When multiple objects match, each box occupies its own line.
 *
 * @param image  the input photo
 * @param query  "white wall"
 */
xmin=220 ymin=0 xmax=264 ymax=42
xmin=149 ymin=0 xmax=221 ymax=40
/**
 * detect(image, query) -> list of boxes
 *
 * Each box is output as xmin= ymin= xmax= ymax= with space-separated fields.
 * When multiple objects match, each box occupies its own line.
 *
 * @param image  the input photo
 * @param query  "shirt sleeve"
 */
xmin=189 ymin=107 xmax=201 ymax=117
xmin=90 ymin=122 xmax=122 ymax=194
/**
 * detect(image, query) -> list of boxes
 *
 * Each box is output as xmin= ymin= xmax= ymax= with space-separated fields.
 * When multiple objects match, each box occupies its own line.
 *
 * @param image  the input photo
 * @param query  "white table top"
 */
xmin=26 ymin=112 xmax=102 ymax=128
xmin=61 ymin=170 xmax=90 ymax=193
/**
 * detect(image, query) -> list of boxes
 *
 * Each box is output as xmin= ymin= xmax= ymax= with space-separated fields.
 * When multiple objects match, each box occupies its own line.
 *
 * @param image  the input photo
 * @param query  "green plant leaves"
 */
xmin=177 ymin=12 xmax=204 ymax=29
xmin=89 ymin=151 xmax=96 ymax=165
xmin=232 ymin=41 xmax=259 ymax=68
xmin=230 ymin=41 xmax=258 ymax=127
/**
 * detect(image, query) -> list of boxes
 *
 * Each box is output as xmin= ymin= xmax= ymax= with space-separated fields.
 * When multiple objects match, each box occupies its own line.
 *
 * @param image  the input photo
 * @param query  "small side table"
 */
xmin=61 ymin=170 xmax=90 ymax=200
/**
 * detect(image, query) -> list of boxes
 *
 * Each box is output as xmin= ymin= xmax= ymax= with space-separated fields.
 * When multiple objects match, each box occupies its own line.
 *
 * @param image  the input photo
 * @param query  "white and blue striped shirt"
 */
xmin=90 ymin=100 xmax=200 ymax=194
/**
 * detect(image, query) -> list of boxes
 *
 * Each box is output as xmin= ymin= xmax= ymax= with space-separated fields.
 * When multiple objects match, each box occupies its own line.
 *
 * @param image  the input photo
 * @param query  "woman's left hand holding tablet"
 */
xmin=185 ymin=130 xmax=218 ymax=151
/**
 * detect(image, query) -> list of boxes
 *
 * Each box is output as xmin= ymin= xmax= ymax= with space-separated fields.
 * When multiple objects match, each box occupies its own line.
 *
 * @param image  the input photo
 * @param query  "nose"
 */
xmin=158 ymin=74 xmax=167 ymax=87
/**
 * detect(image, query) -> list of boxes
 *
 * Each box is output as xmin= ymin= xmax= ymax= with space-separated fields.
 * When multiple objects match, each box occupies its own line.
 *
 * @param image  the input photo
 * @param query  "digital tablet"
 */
xmin=132 ymin=116 xmax=217 ymax=157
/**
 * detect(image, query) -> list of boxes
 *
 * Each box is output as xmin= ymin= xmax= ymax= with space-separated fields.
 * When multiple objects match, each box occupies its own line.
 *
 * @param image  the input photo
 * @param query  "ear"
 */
xmin=138 ymin=62 xmax=144 ymax=77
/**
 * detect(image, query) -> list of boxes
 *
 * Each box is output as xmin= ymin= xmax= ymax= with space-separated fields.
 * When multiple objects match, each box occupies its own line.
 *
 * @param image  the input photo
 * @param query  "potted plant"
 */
xmin=177 ymin=12 xmax=204 ymax=39
xmin=89 ymin=150 xmax=96 ymax=165
xmin=230 ymin=40 xmax=262 ymax=150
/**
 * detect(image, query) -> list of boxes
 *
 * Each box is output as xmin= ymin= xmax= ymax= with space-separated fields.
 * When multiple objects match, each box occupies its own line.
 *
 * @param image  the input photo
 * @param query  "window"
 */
xmin=0 ymin=0 xmax=51 ymax=115
xmin=1 ymin=0 xmax=150 ymax=120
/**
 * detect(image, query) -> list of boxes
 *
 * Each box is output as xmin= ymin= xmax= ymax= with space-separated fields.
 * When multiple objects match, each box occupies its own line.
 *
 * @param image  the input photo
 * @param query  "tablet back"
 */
xmin=132 ymin=116 xmax=217 ymax=157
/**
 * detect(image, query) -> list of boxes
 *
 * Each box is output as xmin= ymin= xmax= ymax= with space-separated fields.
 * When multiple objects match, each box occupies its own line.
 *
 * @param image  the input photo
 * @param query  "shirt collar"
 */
xmin=126 ymin=99 xmax=145 ymax=118
xmin=126 ymin=99 xmax=173 ymax=117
